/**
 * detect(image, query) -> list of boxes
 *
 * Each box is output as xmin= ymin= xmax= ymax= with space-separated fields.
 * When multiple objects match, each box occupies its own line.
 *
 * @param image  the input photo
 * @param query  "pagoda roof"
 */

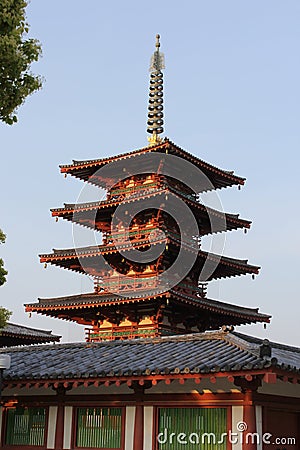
xmin=3 ymin=331 xmax=299 ymax=385
xmin=39 ymin=240 xmax=259 ymax=280
xmin=51 ymin=188 xmax=251 ymax=235
xmin=25 ymin=289 xmax=270 ymax=326
xmin=0 ymin=322 xmax=61 ymax=347
xmin=59 ymin=138 xmax=245 ymax=192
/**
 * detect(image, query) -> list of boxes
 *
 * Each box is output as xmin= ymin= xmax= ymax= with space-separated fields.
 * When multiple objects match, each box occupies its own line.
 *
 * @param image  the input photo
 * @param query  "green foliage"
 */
xmin=0 ymin=306 xmax=12 ymax=329
xmin=0 ymin=229 xmax=7 ymax=285
xmin=0 ymin=258 xmax=7 ymax=286
xmin=0 ymin=229 xmax=5 ymax=244
xmin=0 ymin=0 xmax=42 ymax=124
xmin=0 ymin=231 xmax=10 ymax=328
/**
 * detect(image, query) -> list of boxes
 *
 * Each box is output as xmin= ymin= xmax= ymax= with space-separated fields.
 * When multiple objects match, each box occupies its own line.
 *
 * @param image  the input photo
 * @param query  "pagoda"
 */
xmin=25 ymin=35 xmax=270 ymax=341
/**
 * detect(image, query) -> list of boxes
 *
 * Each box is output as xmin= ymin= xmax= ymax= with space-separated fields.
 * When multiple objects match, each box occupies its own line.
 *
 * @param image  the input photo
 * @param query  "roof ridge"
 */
xmin=59 ymin=138 xmax=245 ymax=184
xmin=4 ymin=322 xmax=58 ymax=336
xmin=233 ymin=332 xmax=300 ymax=354
xmin=222 ymin=332 xmax=260 ymax=358
xmin=60 ymin=140 xmax=168 ymax=168
xmin=0 ymin=330 xmax=230 ymax=354
xmin=3 ymin=330 xmax=279 ymax=355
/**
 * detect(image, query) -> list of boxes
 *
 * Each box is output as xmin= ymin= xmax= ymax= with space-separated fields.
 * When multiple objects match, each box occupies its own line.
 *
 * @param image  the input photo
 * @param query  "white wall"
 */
xmin=144 ymin=406 xmax=154 ymax=450
xmin=125 ymin=406 xmax=135 ymax=450
xmin=231 ymin=406 xmax=243 ymax=450
xmin=63 ymin=406 xmax=73 ymax=449
xmin=46 ymin=406 xmax=57 ymax=449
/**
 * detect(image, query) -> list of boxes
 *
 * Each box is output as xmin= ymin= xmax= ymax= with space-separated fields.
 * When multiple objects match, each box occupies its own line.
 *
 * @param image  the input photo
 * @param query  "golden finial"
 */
xmin=147 ymin=34 xmax=165 ymax=145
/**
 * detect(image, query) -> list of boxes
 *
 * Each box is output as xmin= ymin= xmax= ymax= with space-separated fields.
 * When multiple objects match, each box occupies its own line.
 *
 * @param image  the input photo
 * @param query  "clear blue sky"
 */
xmin=0 ymin=0 xmax=299 ymax=344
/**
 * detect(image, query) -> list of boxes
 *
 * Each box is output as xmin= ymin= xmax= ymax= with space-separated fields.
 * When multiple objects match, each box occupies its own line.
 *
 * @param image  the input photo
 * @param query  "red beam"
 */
xmin=133 ymin=405 xmax=144 ymax=450
xmin=4 ymin=367 xmax=299 ymax=391
xmin=263 ymin=373 xmax=277 ymax=384
xmin=243 ymin=390 xmax=257 ymax=450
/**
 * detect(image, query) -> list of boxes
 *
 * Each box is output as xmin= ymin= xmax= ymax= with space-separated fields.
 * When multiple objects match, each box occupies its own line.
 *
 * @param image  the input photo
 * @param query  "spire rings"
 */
xmin=147 ymin=35 xmax=165 ymax=141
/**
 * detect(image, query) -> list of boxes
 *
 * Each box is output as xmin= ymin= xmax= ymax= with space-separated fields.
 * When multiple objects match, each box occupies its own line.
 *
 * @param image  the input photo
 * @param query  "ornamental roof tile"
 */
xmin=2 ymin=332 xmax=299 ymax=381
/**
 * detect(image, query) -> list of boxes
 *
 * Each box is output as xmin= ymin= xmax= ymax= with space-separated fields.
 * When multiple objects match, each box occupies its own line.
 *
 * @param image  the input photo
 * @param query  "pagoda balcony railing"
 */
xmin=86 ymin=324 xmax=158 ymax=341
xmin=85 ymin=323 xmax=188 ymax=342
xmin=95 ymin=275 xmax=205 ymax=296
xmin=95 ymin=275 xmax=159 ymax=293
xmin=103 ymin=226 xmax=200 ymax=249
xmin=167 ymin=184 xmax=198 ymax=202
xmin=103 ymin=222 xmax=160 ymax=243
xmin=108 ymin=177 xmax=198 ymax=202
xmin=108 ymin=176 xmax=163 ymax=199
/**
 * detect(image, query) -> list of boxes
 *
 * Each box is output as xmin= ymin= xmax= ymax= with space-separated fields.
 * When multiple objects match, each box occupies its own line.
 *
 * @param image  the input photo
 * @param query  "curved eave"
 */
xmin=0 ymin=335 xmax=60 ymax=346
xmin=50 ymin=188 xmax=252 ymax=235
xmin=7 ymin=367 xmax=299 ymax=388
xmin=39 ymin=238 xmax=260 ymax=280
xmin=171 ymin=290 xmax=270 ymax=323
xmin=59 ymin=139 xmax=245 ymax=191
xmin=52 ymin=208 xmax=250 ymax=236
xmin=40 ymin=237 xmax=169 ymax=260
xmin=25 ymin=289 xmax=271 ymax=325
xmin=24 ymin=290 xmax=270 ymax=325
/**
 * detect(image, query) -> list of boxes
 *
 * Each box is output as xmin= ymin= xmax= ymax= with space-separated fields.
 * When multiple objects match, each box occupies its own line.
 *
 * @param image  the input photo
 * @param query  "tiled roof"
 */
xmin=2 ymin=331 xmax=299 ymax=381
xmin=39 ymin=240 xmax=259 ymax=281
xmin=25 ymin=289 xmax=270 ymax=324
xmin=0 ymin=323 xmax=61 ymax=347
xmin=50 ymin=188 xmax=251 ymax=235
xmin=59 ymin=138 xmax=245 ymax=191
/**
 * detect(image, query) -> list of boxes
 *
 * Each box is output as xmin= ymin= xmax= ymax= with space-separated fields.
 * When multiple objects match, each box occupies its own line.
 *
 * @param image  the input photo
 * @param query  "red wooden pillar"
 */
xmin=243 ymin=389 xmax=257 ymax=450
xmin=133 ymin=404 xmax=144 ymax=450
xmin=54 ymin=402 xmax=64 ymax=450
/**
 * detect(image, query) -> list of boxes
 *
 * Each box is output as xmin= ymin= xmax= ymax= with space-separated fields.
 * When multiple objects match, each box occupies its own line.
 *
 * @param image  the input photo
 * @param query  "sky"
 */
xmin=0 ymin=0 xmax=299 ymax=345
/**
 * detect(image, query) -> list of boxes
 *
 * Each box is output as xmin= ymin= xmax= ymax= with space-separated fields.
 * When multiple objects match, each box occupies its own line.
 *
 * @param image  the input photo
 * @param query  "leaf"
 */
xmin=0 ymin=307 xmax=12 ymax=329
xmin=0 ymin=0 xmax=43 ymax=125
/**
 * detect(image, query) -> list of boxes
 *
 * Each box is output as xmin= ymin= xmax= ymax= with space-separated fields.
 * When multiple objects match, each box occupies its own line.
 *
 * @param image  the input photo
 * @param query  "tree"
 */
xmin=0 ymin=229 xmax=7 ymax=286
xmin=0 ymin=231 xmax=11 ymax=329
xmin=0 ymin=307 xmax=11 ymax=329
xmin=0 ymin=0 xmax=42 ymax=125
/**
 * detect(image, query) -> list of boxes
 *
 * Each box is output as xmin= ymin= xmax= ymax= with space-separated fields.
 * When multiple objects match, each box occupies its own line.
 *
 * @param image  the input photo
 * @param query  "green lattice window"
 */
xmin=5 ymin=407 xmax=46 ymax=446
xmin=158 ymin=407 xmax=227 ymax=449
xmin=76 ymin=407 xmax=122 ymax=448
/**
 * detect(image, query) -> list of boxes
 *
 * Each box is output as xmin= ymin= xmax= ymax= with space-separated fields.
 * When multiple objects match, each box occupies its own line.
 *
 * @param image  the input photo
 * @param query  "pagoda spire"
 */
xmin=147 ymin=34 xmax=165 ymax=145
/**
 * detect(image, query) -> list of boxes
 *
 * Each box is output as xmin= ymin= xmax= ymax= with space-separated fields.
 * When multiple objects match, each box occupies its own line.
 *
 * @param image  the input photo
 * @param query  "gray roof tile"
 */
xmin=1 ymin=331 xmax=299 ymax=381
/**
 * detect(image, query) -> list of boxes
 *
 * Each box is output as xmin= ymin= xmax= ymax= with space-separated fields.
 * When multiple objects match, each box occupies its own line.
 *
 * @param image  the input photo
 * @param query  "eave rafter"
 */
xmin=4 ymin=368 xmax=299 ymax=392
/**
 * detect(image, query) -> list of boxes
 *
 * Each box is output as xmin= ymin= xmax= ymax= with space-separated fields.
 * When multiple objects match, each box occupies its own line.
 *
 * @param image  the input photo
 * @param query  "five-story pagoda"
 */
xmin=25 ymin=35 xmax=270 ymax=341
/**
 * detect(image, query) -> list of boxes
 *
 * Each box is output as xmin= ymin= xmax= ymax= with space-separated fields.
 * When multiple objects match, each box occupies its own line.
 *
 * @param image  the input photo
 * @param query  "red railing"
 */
xmin=94 ymin=275 xmax=204 ymax=296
